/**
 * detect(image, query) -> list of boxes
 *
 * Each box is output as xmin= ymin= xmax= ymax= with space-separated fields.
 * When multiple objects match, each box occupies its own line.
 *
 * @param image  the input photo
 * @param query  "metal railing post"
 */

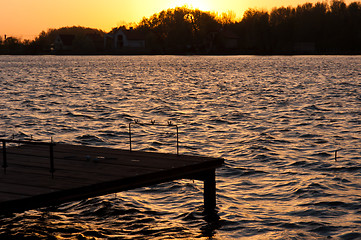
xmin=0 ymin=138 xmax=55 ymax=177
xmin=128 ymin=120 xmax=180 ymax=155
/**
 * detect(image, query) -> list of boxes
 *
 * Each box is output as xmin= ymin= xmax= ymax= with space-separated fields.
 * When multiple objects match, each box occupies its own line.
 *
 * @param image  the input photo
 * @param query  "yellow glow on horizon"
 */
xmin=0 ymin=0 xmax=356 ymax=40
xmin=166 ymin=0 xmax=213 ymax=11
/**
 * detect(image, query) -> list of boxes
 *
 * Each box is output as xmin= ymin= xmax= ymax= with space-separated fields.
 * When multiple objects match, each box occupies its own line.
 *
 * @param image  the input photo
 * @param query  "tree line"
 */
xmin=1 ymin=0 xmax=360 ymax=54
xmin=235 ymin=0 xmax=361 ymax=54
xmin=0 ymin=27 xmax=105 ymax=54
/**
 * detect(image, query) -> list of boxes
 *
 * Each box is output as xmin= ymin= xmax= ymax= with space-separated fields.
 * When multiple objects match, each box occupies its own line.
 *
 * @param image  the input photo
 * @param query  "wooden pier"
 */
xmin=0 ymin=141 xmax=224 ymax=215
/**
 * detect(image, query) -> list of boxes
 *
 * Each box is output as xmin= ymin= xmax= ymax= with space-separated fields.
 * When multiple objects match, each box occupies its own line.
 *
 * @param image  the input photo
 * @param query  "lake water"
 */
xmin=0 ymin=55 xmax=360 ymax=239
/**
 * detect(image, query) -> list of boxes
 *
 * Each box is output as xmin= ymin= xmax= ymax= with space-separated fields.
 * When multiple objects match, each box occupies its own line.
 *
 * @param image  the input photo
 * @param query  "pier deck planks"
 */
xmin=0 ymin=143 xmax=224 ymax=214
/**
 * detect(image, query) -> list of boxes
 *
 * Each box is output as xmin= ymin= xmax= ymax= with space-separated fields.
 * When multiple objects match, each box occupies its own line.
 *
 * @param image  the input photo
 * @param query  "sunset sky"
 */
xmin=0 ymin=0 xmax=355 ymax=40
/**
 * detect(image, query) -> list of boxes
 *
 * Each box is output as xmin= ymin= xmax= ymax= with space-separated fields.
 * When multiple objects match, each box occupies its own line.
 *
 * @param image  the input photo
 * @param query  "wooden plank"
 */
xmin=1 ymin=157 xmax=220 ymax=194
xmin=0 ymin=170 xmax=101 ymax=190
xmin=3 ymin=152 xmax=187 ymax=171
xmin=1 ymin=144 xmax=213 ymax=169
xmin=2 ymin=163 xmax=154 ymax=184
xmin=0 ymin=182 xmax=55 ymax=197
xmin=37 ymin=143 xmax=216 ymax=162
xmin=3 ymin=154 xmax=164 ymax=175
xmin=0 ymin=192 xmax=29 ymax=202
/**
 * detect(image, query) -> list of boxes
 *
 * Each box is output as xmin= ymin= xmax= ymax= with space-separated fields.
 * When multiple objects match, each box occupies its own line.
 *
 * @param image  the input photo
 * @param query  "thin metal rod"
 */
xmin=129 ymin=120 xmax=180 ymax=155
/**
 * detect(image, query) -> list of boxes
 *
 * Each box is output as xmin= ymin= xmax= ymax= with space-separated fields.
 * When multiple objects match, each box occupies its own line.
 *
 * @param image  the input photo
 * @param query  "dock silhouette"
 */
xmin=0 ymin=140 xmax=224 ymax=215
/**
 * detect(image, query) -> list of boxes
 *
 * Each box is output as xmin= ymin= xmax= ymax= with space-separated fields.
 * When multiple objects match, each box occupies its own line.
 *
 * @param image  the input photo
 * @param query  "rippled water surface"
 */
xmin=0 ymin=55 xmax=360 ymax=239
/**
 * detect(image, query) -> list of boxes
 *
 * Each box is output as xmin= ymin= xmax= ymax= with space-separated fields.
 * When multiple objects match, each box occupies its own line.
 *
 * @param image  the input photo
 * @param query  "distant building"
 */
xmin=104 ymin=28 xmax=146 ymax=50
xmin=53 ymin=33 xmax=104 ymax=53
xmin=53 ymin=34 xmax=75 ymax=51
xmin=220 ymin=30 xmax=240 ymax=50
xmin=84 ymin=33 xmax=104 ymax=52
xmin=205 ymin=29 xmax=240 ymax=53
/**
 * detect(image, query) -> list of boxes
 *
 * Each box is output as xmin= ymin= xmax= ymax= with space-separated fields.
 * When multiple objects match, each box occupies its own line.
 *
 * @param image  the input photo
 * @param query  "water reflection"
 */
xmin=0 ymin=55 xmax=360 ymax=239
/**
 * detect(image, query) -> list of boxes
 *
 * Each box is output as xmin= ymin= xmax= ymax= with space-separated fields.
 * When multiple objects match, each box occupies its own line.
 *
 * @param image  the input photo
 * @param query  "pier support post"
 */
xmin=2 ymin=141 xmax=7 ymax=174
xmin=203 ymin=169 xmax=216 ymax=214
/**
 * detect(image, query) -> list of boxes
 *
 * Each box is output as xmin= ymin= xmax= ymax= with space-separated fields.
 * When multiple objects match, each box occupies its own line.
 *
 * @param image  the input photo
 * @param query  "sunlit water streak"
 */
xmin=0 ymin=55 xmax=360 ymax=239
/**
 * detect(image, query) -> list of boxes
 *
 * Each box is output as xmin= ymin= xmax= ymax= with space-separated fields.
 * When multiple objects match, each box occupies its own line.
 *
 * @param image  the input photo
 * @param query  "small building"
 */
xmin=84 ymin=33 xmax=104 ymax=52
xmin=53 ymin=34 xmax=75 ymax=51
xmin=206 ymin=29 xmax=240 ymax=54
xmin=104 ymin=28 xmax=146 ymax=50
xmin=220 ymin=30 xmax=240 ymax=50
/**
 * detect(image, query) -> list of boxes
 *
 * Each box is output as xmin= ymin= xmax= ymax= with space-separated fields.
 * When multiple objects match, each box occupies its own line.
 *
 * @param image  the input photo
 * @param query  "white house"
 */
xmin=104 ymin=28 xmax=146 ymax=50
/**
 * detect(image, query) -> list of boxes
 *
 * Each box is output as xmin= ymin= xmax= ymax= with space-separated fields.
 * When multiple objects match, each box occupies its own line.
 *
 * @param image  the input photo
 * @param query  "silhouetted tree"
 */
xmin=238 ymin=9 xmax=271 ymax=53
xmin=218 ymin=11 xmax=237 ymax=25
xmin=137 ymin=7 xmax=220 ymax=53
xmin=235 ymin=0 xmax=361 ymax=54
xmin=269 ymin=6 xmax=296 ymax=52
xmin=2 ymin=2 xmax=361 ymax=55
xmin=345 ymin=2 xmax=361 ymax=51
xmin=2 ymin=37 xmax=22 ymax=54
xmin=30 ymin=26 xmax=104 ymax=54
xmin=293 ymin=3 xmax=328 ymax=44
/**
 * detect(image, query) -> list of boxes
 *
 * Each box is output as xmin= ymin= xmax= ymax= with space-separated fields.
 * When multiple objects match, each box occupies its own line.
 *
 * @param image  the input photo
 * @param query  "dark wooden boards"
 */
xmin=0 ymin=143 xmax=224 ymax=214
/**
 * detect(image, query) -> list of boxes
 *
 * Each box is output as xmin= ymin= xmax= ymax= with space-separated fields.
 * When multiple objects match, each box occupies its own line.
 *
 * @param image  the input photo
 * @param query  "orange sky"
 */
xmin=0 ymin=0 xmax=355 ymax=40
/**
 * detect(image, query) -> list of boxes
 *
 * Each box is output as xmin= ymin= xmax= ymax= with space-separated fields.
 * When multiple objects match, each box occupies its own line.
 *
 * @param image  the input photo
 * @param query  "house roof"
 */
xmin=107 ymin=28 xmax=146 ymax=41
xmin=123 ymin=30 xmax=146 ymax=41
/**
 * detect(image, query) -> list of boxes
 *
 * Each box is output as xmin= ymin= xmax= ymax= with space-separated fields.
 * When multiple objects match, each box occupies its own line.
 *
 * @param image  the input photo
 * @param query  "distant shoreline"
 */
xmin=2 ymin=2 xmax=361 ymax=57
xmin=1 ymin=52 xmax=361 ymax=56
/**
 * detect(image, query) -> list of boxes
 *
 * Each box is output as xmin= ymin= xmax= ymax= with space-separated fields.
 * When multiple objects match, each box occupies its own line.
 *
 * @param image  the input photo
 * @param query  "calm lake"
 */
xmin=0 ymin=55 xmax=360 ymax=239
